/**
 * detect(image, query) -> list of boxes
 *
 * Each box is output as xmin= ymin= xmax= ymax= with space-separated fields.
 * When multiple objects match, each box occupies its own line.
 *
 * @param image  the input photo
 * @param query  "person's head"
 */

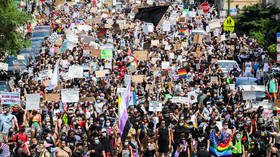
xmin=223 ymin=121 xmax=228 ymax=130
xmin=178 ymin=120 xmax=184 ymax=127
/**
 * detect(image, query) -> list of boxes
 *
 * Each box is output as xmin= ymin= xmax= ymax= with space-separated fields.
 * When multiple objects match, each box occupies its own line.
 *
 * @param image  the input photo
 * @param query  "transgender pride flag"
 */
xmin=118 ymin=80 xmax=131 ymax=142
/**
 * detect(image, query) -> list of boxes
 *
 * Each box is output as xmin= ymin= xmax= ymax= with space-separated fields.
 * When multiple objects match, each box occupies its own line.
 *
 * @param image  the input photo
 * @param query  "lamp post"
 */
xmin=228 ymin=0 xmax=230 ymax=16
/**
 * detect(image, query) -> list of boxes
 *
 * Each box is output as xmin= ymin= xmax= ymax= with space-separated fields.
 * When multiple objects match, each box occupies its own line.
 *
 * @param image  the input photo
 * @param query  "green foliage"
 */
xmin=268 ymin=44 xmax=277 ymax=56
xmin=0 ymin=0 xmax=31 ymax=55
xmin=234 ymin=4 xmax=280 ymax=49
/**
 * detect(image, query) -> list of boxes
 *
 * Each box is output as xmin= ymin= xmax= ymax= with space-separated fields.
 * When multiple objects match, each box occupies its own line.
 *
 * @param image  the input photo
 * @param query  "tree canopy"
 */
xmin=0 ymin=0 xmax=31 ymax=55
xmin=234 ymin=4 xmax=280 ymax=56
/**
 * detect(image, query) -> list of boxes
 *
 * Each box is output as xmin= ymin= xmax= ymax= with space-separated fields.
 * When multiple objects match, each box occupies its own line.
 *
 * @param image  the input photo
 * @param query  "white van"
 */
xmin=216 ymin=60 xmax=241 ymax=75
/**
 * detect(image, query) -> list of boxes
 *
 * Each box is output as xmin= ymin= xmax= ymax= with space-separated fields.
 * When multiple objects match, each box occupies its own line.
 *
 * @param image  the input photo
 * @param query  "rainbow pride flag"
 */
xmin=178 ymin=29 xmax=186 ymax=35
xmin=178 ymin=69 xmax=187 ymax=79
xmin=209 ymin=130 xmax=232 ymax=157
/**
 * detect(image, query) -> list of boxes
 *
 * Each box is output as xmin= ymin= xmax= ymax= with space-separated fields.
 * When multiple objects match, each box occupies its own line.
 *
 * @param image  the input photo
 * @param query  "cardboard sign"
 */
xmin=44 ymin=93 xmax=60 ymax=102
xmin=151 ymin=40 xmax=159 ymax=46
xmin=134 ymin=51 xmax=148 ymax=60
xmin=132 ymin=75 xmax=144 ymax=83
xmin=149 ymin=101 xmax=162 ymax=112
xmin=61 ymin=88 xmax=79 ymax=103
xmin=90 ymin=48 xmax=100 ymax=57
xmin=79 ymin=97 xmax=95 ymax=102
xmin=95 ymin=70 xmax=110 ymax=78
xmin=26 ymin=94 xmax=40 ymax=110
xmin=68 ymin=65 xmax=83 ymax=79
xmin=1 ymin=92 xmax=20 ymax=105
xmin=0 ymin=62 xmax=8 ymax=71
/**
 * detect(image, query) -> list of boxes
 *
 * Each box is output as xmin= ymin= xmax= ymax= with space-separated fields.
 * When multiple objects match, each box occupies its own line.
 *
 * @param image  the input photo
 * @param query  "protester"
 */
xmin=1 ymin=0 xmax=279 ymax=157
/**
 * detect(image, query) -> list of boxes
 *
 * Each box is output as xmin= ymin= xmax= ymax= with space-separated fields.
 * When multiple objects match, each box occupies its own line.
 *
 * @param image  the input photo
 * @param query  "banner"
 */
xmin=26 ymin=94 xmax=40 ymax=110
xmin=68 ymin=65 xmax=84 ymax=79
xmin=149 ymin=101 xmax=162 ymax=111
xmin=134 ymin=6 xmax=169 ymax=26
xmin=171 ymin=96 xmax=189 ymax=104
xmin=61 ymin=88 xmax=79 ymax=103
xmin=1 ymin=92 xmax=20 ymax=105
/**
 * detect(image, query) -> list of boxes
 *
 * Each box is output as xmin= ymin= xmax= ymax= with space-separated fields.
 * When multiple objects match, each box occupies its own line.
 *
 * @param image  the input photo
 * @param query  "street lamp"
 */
xmin=228 ymin=0 xmax=230 ymax=16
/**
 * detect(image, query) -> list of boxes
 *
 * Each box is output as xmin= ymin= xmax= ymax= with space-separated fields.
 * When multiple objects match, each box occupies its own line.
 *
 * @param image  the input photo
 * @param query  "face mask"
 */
xmin=246 ymin=120 xmax=251 ymax=124
xmin=100 ymin=118 xmax=104 ymax=121
xmin=95 ymin=140 xmax=99 ymax=144
xmin=124 ymin=142 xmax=128 ymax=145
xmin=224 ymin=125 xmax=228 ymax=129
xmin=179 ymin=123 xmax=184 ymax=126
xmin=180 ymin=117 xmax=184 ymax=120
xmin=236 ymin=134 xmax=241 ymax=139
xmin=102 ymin=133 xmax=106 ymax=136
xmin=106 ymin=123 xmax=110 ymax=127
xmin=189 ymin=125 xmax=193 ymax=129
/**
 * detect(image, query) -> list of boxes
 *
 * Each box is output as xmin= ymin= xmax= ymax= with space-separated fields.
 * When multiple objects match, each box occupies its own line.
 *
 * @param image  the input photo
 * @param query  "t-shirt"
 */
xmin=0 ymin=113 xmax=14 ymax=134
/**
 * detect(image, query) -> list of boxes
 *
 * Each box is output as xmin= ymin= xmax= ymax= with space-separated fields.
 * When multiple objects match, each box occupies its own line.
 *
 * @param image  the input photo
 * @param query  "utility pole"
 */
xmin=228 ymin=0 xmax=230 ymax=16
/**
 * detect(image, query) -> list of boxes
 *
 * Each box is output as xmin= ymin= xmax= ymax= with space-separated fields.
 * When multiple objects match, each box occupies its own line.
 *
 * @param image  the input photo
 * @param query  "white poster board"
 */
xmin=171 ymin=97 xmax=189 ymax=104
xmin=68 ymin=65 xmax=84 ymax=79
xmin=0 ymin=62 xmax=8 ymax=71
xmin=61 ymin=88 xmax=79 ymax=102
xmin=149 ymin=101 xmax=162 ymax=112
xmin=26 ymin=94 xmax=40 ymax=110
xmin=161 ymin=61 xmax=170 ymax=69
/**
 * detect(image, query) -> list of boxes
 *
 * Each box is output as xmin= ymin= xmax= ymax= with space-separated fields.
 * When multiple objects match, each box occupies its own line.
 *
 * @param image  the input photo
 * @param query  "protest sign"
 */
xmin=165 ymin=45 xmax=171 ymax=50
xmin=48 ymin=32 xmax=59 ymax=44
xmin=1 ymin=92 xmax=20 ymax=105
xmin=61 ymin=88 xmax=79 ymax=103
xmin=161 ymin=61 xmax=170 ymax=69
xmin=95 ymin=70 xmax=110 ymax=78
xmin=44 ymin=93 xmax=60 ymax=102
xmin=79 ymin=97 xmax=95 ymax=102
xmin=132 ymin=75 xmax=144 ymax=83
xmin=171 ymin=97 xmax=189 ymax=104
xmin=134 ymin=51 xmax=148 ymax=60
xmin=208 ymin=21 xmax=221 ymax=29
xmin=0 ymin=62 xmax=8 ymax=71
xmin=149 ymin=101 xmax=162 ymax=112
xmin=90 ymin=48 xmax=100 ymax=57
xmin=68 ymin=65 xmax=83 ymax=79
xmin=26 ymin=94 xmax=40 ymax=110
xmin=100 ymin=49 xmax=113 ymax=59
xmin=151 ymin=40 xmax=159 ymax=46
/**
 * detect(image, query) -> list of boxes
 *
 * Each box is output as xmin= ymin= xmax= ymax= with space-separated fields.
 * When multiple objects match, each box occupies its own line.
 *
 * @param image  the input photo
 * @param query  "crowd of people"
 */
xmin=0 ymin=0 xmax=279 ymax=157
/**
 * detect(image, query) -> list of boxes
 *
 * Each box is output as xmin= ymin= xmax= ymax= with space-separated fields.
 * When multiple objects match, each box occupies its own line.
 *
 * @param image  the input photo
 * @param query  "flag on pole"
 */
xmin=134 ymin=6 xmax=169 ymax=26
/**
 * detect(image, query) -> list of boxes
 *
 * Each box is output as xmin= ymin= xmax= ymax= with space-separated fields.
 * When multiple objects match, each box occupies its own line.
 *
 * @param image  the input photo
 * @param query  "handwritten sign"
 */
xmin=79 ymin=97 xmax=95 ymax=102
xmin=151 ymin=40 xmax=159 ymax=46
xmin=171 ymin=97 xmax=189 ymax=104
xmin=161 ymin=61 xmax=170 ymax=69
xmin=44 ymin=93 xmax=60 ymax=102
xmin=132 ymin=75 xmax=144 ymax=83
xmin=95 ymin=70 xmax=110 ymax=78
xmin=100 ymin=49 xmax=113 ymax=60
xmin=134 ymin=51 xmax=148 ymax=60
xmin=90 ymin=48 xmax=100 ymax=57
xmin=68 ymin=65 xmax=83 ymax=79
xmin=0 ymin=63 xmax=8 ymax=71
xmin=149 ymin=101 xmax=162 ymax=112
xmin=26 ymin=94 xmax=40 ymax=110
xmin=1 ymin=92 xmax=20 ymax=105
xmin=61 ymin=88 xmax=79 ymax=103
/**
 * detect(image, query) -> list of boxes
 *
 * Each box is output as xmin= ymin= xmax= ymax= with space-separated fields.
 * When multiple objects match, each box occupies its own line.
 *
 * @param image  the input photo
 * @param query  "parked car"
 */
xmin=236 ymin=77 xmax=267 ymax=101
xmin=216 ymin=60 xmax=241 ymax=75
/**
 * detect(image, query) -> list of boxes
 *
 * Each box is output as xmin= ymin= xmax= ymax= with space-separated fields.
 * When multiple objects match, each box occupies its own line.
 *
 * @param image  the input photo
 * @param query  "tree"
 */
xmin=234 ymin=4 xmax=280 ymax=56
xmin=0 ymin=0 xmax=31 ymax=55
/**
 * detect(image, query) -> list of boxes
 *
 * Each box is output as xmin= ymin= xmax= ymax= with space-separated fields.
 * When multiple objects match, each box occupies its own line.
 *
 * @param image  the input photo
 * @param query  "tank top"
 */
xmin=269 ymin=79 xmax=277 ymax=93
xmin=232 ymin=139 xmax=242 ymax=154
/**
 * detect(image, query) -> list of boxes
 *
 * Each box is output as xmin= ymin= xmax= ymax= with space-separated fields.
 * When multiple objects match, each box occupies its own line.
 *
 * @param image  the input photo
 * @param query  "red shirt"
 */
xmin=14 ymin=133 xmax=28 ymax=143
